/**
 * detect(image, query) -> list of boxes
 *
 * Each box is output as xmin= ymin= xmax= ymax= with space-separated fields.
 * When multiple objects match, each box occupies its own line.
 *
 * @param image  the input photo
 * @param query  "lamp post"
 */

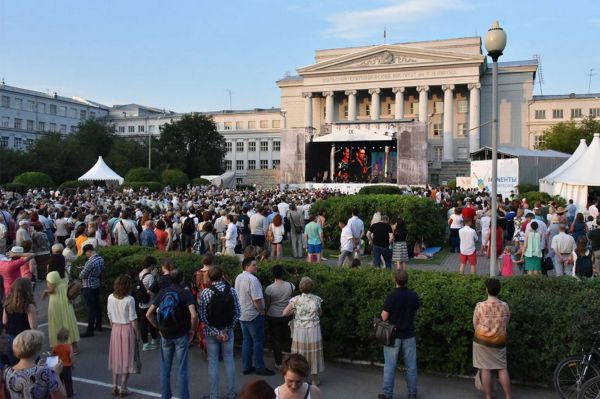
xmin=485 ymin=21 xmax=507 ymax=277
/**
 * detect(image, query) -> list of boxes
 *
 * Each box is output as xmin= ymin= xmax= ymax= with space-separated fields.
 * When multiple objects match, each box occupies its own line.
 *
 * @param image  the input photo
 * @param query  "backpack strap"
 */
xmin=303 ymin=383 xmax=311 ymax=399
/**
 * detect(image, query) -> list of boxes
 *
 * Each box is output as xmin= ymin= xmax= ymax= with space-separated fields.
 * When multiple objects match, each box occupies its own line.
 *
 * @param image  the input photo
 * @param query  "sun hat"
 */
xmin=556 ymin=207 xmax=566 ymax=214
xmin=7 ymin=246 xmax=25 ymax=257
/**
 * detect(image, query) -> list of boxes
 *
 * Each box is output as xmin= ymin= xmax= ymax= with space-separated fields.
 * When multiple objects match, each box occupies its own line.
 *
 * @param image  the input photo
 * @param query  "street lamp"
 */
xmin=485 ymin=21 xmax=507 ymax=277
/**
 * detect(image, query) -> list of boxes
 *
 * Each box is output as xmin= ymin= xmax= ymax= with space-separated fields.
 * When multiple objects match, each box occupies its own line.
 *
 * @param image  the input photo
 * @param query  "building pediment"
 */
xmin=298 ymin=44 xmax=484 ymax=75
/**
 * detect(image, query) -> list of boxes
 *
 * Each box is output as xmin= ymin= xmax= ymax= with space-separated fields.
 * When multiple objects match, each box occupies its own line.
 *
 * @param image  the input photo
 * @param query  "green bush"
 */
xmin=358 ymin=185 xmax=402 ymax=195
xmin=125 ymin=167 xmax=159 ymax=183
xmin=254 ymin=260 xmax=600 ymax=384
xmin=516 ymin=183 xmax=538 ymax=194
xmin=59 ymin=180 xmax=90 ymax=190
xmin=1 ymin=182 xmax=28 ymax=193
xmin=122 ymin=181 xmax=163 ymax=192
xmin=191 ymin=177 xmax=211 ymax=186
xmin=447 ymin=179 xmax=457 ymax=189
xmin=520 ymin=191 xmax=564 ymax=206
xmin=13 ymin=172 xmax=55 ymax=188
xmin=310 ymin=194 xmax=445 ymax=250
xmin=161 ymin=169 xmax=189 ymax=188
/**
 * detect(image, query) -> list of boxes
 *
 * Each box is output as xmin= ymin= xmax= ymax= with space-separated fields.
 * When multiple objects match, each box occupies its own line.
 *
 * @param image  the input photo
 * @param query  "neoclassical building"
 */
xmin=278 ymin=37 xmax=538 ymax=183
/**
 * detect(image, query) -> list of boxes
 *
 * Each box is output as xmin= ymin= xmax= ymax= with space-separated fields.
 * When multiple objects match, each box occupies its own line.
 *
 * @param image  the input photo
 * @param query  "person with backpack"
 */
xmin=136 ymin=256 xmax=160 ymax=351
xmin=146 ymin=269 xmax=198 ymax=399
xmin=199 ymin=266 xmax=241 ymax=399
xmin=181 ymin=213 xmax=197 ymax=253
xmin=572 ymin=235 xmax=595 ymax=278
xmin=193 ymin=222 xmax=215 ymax=255
xmin=113 ymin=211 xmax=138 ymax=246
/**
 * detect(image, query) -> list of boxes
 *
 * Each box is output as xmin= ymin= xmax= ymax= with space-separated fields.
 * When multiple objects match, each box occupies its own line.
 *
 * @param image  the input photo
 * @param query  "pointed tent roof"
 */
xmin=540 ymin=139 xmax=588 ymax=183
xmin=78 ymin=156 xmax=124 ymax=184
xmin=552 ymin=133 xmax=600 ymax=185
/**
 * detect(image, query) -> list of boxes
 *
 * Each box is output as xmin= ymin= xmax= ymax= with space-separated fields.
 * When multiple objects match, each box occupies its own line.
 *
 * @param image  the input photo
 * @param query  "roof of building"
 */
xmin=497 ymin=59 xmax=538 ymax=68
xmin=0 ymin=84 xmax=109 ymax=109
xmin=111 ymin=103 xmax=177 ymax=115
xmin=533 ymin=93 xmax=600 ymax=101
xmin=201 ymin=108 xmax=281 ymax=115
xmin=472 ymin=146 xmax=570 ymax=158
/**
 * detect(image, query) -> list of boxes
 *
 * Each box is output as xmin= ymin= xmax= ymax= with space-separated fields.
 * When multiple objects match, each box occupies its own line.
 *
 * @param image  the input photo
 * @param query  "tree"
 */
xmin=538 ymin=116 xmax=600 ymax=153
xmin=161 ymin=169 xmax=189 ymax=188
xmin=124 ymin=167 xmax=159 ymax=182
xmin=106 ymin=138 xmax=150 ymax=177
xmin=158 ymin=114 xmax=225 ymax=177
xmin=13 ymin=172 xmax=55 ymax=188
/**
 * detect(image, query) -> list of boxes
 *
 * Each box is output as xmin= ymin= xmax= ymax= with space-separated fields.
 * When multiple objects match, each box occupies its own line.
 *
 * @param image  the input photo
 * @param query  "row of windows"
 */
xmin=116 ymin=125 xmax=159 ymax=134
xmin=1 ymin=95 xmax=97 ymax=119
xmin=224 ymin=159 xmax=280 ymax=171
xmin=534 ymin=108 xmax=600 ymax=119
xmin=0 ymin=117 xmax=76 ymax=133
xmin=430 ymin=123 xmax=468 ymax=136
xmin=432 ymin=146 xmax=470 ymax=161
xmin=336 ymin=100 xmax=469 ymax=118
xmin=225 ymin=141 xmax=280 ymax=152
xmin=0 ymin=136 xmax=35 ymax=150
xmin=221 ymin=120 xmax=280 ymax=130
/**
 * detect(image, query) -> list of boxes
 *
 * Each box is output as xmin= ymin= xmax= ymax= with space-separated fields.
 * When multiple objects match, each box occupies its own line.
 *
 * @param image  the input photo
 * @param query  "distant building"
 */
xmin=0 ymin=82 xmax=109 ymax=150
xmin=105 ymin=104 xmax=180 ymax=141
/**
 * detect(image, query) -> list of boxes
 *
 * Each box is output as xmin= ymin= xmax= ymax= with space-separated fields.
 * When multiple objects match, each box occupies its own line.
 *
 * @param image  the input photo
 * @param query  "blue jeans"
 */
xmin=240 ymin=315 xmax=266 ymax=371
xmin=373 ymin=245 xmax=392 ymax=268
xmin=206 ymin=330 xmax=236 ymax=399
xmin=160 ymin=334 xmax=190 ymax=399
xmin=382 ymin=337 xmax=418 ymax=397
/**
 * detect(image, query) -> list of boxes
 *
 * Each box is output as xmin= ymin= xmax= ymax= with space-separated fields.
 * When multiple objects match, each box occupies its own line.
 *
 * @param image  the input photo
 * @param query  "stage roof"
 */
xmin=312 ymin=130 xmax=394 ymax=143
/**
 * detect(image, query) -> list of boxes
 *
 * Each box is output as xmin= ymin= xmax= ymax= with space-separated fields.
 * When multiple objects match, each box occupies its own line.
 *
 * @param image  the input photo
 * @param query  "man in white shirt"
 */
xmin=589 ymin=200 xmax=599 ymax=219
xmin=458 ymin=218 xmax=478 ymax=275
xmin=223 ymin=214 xmax=238 ymax=256
xmin=277 ymin=199 xmax=289 ymax=219
xmin=550 ymin=224 xmax=576 ymax=276
xmin=249 ymin=209 xmax=268 ymax=249
xmin=347 ymin=209 xmax=365 ymax=256
xmin=337 ymin=220 xmax=354 ymax=267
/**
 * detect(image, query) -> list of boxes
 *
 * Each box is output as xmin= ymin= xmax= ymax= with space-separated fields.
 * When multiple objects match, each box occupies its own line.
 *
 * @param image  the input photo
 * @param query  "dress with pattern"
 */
xmin=290 ymin=293 xmax=324 ymax=374
xmin=4 ymin=366 xmax=61 ymax=399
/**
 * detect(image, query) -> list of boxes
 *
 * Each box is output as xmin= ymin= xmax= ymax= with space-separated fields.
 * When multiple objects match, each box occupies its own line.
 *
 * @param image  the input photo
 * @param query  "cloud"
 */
xmin=324 ymin=0 xmax=470 ymax=40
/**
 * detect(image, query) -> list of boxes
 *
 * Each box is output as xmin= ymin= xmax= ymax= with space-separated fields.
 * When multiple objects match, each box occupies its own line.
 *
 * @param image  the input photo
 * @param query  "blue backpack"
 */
xmin=157 ymin=290 xmax=184 ymax=337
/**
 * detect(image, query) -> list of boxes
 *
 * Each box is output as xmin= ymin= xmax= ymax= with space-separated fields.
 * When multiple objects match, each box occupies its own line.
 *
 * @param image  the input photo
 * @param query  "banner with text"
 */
xmin=471 ymin=159 xmax=519 ymax=198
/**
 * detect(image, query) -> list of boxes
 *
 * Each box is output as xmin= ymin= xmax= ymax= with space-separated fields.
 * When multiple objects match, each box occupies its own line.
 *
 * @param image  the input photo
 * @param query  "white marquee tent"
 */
xmin=541 ymin=133 xmax=600 ymax=210
xmin=539 ymin=139 xmax=588 ymax=194
xmin=78 ymin=156 xmax=124 ymax=185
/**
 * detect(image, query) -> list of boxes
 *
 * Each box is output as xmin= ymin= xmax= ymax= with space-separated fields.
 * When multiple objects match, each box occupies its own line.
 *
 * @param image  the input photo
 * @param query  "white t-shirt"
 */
xmin=225 ymin=223 xmax=238 ymax=249
xmin=340 ymin=224 xmax=354 ymax=252
xmin=459 ymin=225 xmax=478 ymax=255
xmin=270 ymin=224 xmax=285 ymax=244
xmin=449 ymin=214 xmax=463 ymax=229
xmin=234 ymin=271 xmax=264 ymax=322
xmin=107 ymin=295 xmax=137 ymax=324
xmin=54 ymin=218 xmax=70 ymax=237
xmin=589 ymin=205 xmax=599 ymax=218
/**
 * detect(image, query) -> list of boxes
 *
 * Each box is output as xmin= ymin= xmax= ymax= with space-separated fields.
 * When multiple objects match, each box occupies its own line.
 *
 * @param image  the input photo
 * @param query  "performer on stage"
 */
xmin=348 ymin=148 xmax=369 ymax=182
xmin=337 ymin=147 xmax=351 ymax=182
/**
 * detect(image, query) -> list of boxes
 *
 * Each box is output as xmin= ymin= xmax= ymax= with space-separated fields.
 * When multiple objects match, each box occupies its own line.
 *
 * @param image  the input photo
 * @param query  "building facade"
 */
xmin=528 ymin=93 xmax=600 ymax=148
xmin=278 ymin=37 xmax=538 ymax=183
xmin=0 ymin=83 xmax=109 ymax=150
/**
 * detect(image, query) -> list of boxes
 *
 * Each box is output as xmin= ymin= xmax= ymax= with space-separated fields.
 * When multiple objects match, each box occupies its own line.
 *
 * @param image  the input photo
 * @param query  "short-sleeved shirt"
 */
xmin=382 ymin=287 xmax=421 ymax=339
xmin=265 ymin=281 xmax=295 ymax=317
xmin=4 ymin=366 xmax=62 ymax=399
xmin=152 ymin=284 xmax=195 ymax=339
xmin=107 ymin=294 xmax=137 ymax=324
xmin=234 ymin=271 xmax=264 ymax=322
xmin=304 ymin=222 xmax=322 ymax=246
xmin=369 ymin=222 xmax=392 ymax=247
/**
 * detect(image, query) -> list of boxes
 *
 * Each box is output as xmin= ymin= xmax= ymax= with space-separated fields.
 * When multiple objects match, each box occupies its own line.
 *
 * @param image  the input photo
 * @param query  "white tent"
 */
xmin=543 ymin=133 xmax=600 ymax=210
xmin=539 ymin=139 xmax=588 ymax=194
xmin=78 ymin=156 xmax=124 ymax=185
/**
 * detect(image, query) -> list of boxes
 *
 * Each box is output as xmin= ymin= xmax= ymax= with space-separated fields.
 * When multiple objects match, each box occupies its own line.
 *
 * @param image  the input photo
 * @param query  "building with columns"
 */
xmin=278 ymin=37 xmax=538 ymax=184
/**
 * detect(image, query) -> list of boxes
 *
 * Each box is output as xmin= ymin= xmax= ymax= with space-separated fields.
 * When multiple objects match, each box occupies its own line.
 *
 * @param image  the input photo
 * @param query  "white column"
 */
xmin=416 ymin=85 xmax=429 ymax=130
xmin=303 ymin=92 xmax=313 ymax=128
xmin=268 ymin=138 xmax=273 ymax=168
xmin=322 ymin=91 xmax=334 ymax=124
xmin=468 ymin=83 xmax=481 ymax=153
xmin=345 ymin=90 xmax=357 ymax=121
xmin=442 ymin=84 xmax=455 ymax=161
xmin=392 ymin=87 xmax=405 ymax=119
xmin=369 ymin=88 xmax=381 ymax=121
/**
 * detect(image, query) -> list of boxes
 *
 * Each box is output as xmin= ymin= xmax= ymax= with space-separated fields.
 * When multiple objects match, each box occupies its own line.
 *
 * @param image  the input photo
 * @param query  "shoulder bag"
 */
xmin=371 ymin=317 xmax=396 ymax=346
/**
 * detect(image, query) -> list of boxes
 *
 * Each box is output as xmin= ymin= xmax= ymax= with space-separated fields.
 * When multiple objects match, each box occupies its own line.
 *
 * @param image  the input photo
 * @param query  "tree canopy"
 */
xmin=537 ymin=116 xmax=600 ymax=153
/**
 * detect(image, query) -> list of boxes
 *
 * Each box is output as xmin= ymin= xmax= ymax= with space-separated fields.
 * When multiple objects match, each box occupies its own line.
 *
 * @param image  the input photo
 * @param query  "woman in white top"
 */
xmin=274 ymin=353 xmax=321 ymax=399
xmin=268 ymin=214 xmax=286 ymax=260
xmin=107 ymin=275 xmax=141 ymax=397
xmin=448 ymin=207 xmax=463 ymax=253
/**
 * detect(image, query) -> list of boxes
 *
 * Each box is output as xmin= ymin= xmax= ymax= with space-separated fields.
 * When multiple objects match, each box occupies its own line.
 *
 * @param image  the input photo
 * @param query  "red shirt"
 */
xmin=155 ymin=229 xmax=168 ymax=251
xmin=462 ymin=206 xmax=476 ymax=221
xmin=0 ymin=258 xmax=28 ymax=294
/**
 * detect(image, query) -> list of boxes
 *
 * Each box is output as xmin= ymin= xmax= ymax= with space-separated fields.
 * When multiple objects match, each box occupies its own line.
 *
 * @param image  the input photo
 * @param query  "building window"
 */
xmin=49 ymin=123 xmax=56 ymax=131
xmin=571 ymin=108 xmax=582 ymax=118
xmin=57 ymin=106 xmax=66 ymax=116
xmin=1 ymin=96 xmax=10 ymax=108
xmin=128 ymin=126 xmax=135 ymax=133
xmin=224 ymin=122 xmax=232 ymax=130
xmin=457 ymin=123 xmax=466 ymax=136
xmin=273 ymin=141 xmax=280 ymax=151
xmin=432 ymin=123 xmax=442 ymax=136
xmin=26 ymin=120 xmax=34 ymax=131
xmin=38 ymin=121 xmax=45 ymax=131
xmin=89 ymin=111 xmax=96 ymax=119
xmin=80 ymin=110 xmax=87 ymax=120
xmin=272 ymin=160 xmax=280 ymax=169
xmin=225 ymin=142 xmax=232 ymax=152
xmin=248 ymin=141 xmax=256 ymax=152
xmin=71 ymin=107 xmax=77 ymax=118
xmin=344 ymin=105 xmax=348 ymax=118
xmin=534 ymin=110 xmax=546 ymax=119
xmin=14 ymin=118 xmax=22 ymax=129
xmin=260 ymin=120 xmax=268 ymax=129
xmin=70 ymin=126 xmax=77 ymax=133
xmin=457 ymin=147 xmax=469 ymax=160
xmin=138 ymin=125 xmax=145 ymax=132
xmin=149 ymin=125 xmax=155 ymax=133
xmin=236 ymin=178 xmax=243 ymax=185
xmin=0 ymin=136 xmax=8 ymax=148
xmin=248 ymin=120 xmax=256 ymax=129
xmin=248 ymin=160 xmax=256 ymax=170
xmin=260 ymin=160 xmax=268 ymax=169
xmin=38 ymin=102 xmax=46 ymax=113
xmin=457 ymin=100 xmax=468 ymax=114
xmin=27 ymin=100 xmax=35 ymax=111
xmin=430 ymin=173 xmax=440 ymax=185
xmin=25 ymin=139 xmax=34 ymax=150
xmin=410 ymin=102 xmax=418 ymax=114
xmin=59 ymin=124 xmax=67 ymax=133
xmin=534 ymin=134 xmax=545 ymax=148
xmin=434 ymin=101 xmax=444 ymax=114
xmin=387 ymin=103 xmax=393 ymax=115
xmin=14 ymin=137 xmax=22 ymax=150
xmin=260 ymin=141 xmax=268 ymax=152
xmin=1 ymin=117 xmax=8 ymax=128
xmin=272 ymin=120 xmax=280 ymax=128
xmin=49 ymin=104 xmax=57 ymax=115
xmin=236 ymin=121 xmax=244 ymax=130
xmin=365 ymin=104 xmax=370 ymax=117
xmin=236 ymin=141 xmax=244 ymax=152
xmin=236 ymin=160 xmax=245 ymax=170
xmin=433 ymin=146 xmax=443 ymax=161
xmin=224 ymin=160 xmax=232 ymax=170
xmin=118 ymin=126 xmax=125 ymax=133
xmin=14 ymin=98 xmax=22 ymax=110
xmin=589 ymin=108 xmax=600 ymax=118
xmin=553 ymin=109 xmax=563 ymax=119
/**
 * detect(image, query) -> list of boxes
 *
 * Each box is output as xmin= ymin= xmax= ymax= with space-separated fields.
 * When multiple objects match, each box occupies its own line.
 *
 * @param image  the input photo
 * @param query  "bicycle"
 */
xmin=554 ymin=331 xmax=600 ymax=399
xmin=579 ymin=375 xmax=600 ymax=399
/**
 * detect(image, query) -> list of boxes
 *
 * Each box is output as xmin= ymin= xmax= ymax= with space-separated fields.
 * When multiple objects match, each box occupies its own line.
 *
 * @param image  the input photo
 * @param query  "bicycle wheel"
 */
xmin=579 ymin=376 xmax=600 ymax=399
xmin=554 ymin=355 xmax=600 ymax=399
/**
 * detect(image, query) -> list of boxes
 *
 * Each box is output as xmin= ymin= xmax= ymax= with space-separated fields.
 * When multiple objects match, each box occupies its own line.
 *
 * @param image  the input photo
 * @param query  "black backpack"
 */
xmin=193 ymin=232 xmax=209 ymax=255
xmin=157 ymin=290 xmax=185 ymax=337
xmin=575 ymin=252 xmax=594 ymax=278
xmin=206 ymin=285 xmax=236 ymax=330
xmin=135 ymin=272 xmax=152 ymax=304
xmin=182 ymin=217 xmax=195 ymax=235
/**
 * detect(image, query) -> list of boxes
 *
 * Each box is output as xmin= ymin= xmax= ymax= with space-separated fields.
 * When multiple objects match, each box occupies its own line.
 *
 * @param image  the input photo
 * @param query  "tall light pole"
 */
xmin=485 ymin=21 xmax=507 ymax=277
xmin=147 ymin=116 xmax=151 ymax=169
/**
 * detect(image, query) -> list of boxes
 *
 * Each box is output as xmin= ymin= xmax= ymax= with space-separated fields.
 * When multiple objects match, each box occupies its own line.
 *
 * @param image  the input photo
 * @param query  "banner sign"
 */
xmin=471 ymin=159 xmax=519 ymax=197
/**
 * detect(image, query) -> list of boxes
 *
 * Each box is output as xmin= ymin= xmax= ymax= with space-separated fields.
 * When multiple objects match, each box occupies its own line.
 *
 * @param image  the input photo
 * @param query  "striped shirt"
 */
xmin=80 ymin=254 xmax=103 ymax=289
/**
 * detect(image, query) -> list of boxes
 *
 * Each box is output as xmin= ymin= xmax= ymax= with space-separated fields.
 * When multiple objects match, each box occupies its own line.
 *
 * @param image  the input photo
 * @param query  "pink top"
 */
xmin=500 ymin=254 xmax=513 ymax=277
xmin=0 ymin=258 xmax=28 ymax=294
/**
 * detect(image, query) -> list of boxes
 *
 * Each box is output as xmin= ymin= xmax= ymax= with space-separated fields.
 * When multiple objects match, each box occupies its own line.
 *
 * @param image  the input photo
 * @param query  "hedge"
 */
xmin=1 ymin=183 xmax=28 ymax=193
xmin=254 ymin=260 xmax=600 ymax=384
xmin=310 ymin=194 xmax=446 ymax=250
xmin=125 ymin=167 xmax=159 ymax=183
xmin=13 ymin=172 xmax=55 ymax=188
xmin=521 ymin=191 xmax=566 ymax=207
xmin=122 ymin=181 xmax=163 ymax=192
xmin=191 ymin=177 xmax=211 ymax=186
xmin=59 ymin=180 xmax=90 ymax=190
xmin=358 ymin=185 xmax=402 ymax=195
xmin=516 ymin=183 xmax=538 ymax=194
xmin=161 ymin=169 xmax=189 ymax=188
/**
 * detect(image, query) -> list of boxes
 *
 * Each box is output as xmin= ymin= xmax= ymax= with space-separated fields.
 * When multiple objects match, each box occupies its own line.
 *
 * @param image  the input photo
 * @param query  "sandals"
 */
xmin=120 ymin=388 xmax=132 ymax=397
xmin=111 ymin=386 xmax=119 ymax=396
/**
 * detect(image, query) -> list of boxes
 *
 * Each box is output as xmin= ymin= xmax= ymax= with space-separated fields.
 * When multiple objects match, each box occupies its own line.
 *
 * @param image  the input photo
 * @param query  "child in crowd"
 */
xmin=499 ymin=246 xmax=515 ymax=277
xmin=586 ymin=215 xmax=597 ymax=232
xmin=350 ymin=258 xmax=361 ymax=268
xmin=52 ymin=328 xmax=74 ymax=397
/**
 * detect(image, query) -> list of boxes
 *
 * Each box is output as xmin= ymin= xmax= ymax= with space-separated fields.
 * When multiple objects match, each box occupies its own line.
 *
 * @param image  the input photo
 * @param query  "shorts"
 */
xmin=307 ymin=244 xmax=322 ymax=254
xmin=460 ymin=252 xmax=477 ymax=266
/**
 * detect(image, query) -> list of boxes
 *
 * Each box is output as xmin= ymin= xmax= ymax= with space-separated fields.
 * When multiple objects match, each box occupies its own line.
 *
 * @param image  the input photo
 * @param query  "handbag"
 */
xmin=67 ymin=279 xmax=82 ymax=301
xmin=542 ymin=256 xmax=554 ymax=272
xmin=474 ymin=369 xmax=483 ymax=390
xmin=133 ymin=337 xmax=142 ymax=374
xmin=371 ymin=317 xmax=396 ymax=346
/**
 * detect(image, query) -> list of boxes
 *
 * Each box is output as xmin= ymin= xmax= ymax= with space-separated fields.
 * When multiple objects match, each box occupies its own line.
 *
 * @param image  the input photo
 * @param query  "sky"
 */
xmin=1 ymin=0 xmax=598 ymax=112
